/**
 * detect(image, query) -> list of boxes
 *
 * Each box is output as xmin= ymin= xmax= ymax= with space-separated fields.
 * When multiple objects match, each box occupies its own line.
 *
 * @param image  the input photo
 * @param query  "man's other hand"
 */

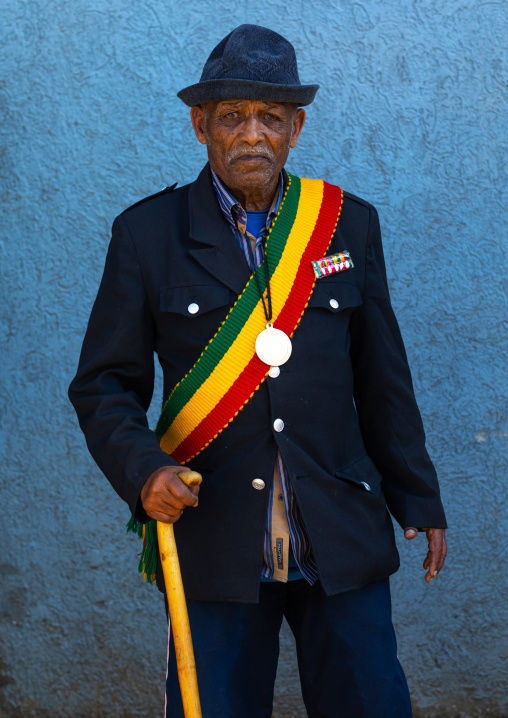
xmin=140 ymin=466 xmax=200 ymax=523
xmin=403 ymin=527 xmax=447 ymax=582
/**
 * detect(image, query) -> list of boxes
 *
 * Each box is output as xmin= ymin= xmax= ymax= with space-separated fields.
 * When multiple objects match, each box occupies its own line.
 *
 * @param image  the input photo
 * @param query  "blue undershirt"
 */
xmin=245 ymin=208 xmax=270 ymax=239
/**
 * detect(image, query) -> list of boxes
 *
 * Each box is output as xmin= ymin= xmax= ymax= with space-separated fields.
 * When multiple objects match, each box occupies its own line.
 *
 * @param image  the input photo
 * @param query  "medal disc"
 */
xmin=255 ymin=325 xmax=292 ymax=367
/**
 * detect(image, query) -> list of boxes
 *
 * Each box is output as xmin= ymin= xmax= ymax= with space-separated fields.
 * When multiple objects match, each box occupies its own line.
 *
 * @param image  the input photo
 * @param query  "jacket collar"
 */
xmin=188 ymin=163 xmax=251 ymax=295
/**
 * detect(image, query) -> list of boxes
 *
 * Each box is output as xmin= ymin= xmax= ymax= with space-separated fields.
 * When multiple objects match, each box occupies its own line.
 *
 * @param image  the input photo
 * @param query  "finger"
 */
xmin=425 ymin=544 xmax=439 ymax=579
xmin=425 ymin=560 xmax=440 ymax=582
xmin=145 ymin=488 xmax=189 ymax=512
xmin=188 ymin=484 xmax=200 ymax=504
xmin=424 ymin=530 xmax=447 ymax=580
xmin=428 ymin=551 xmax=441 ymax=578
xmin=148 ymin=501 xmax=183 ymax=517
xmin=430 ymin=536 xmax=447 ymax=577
xmin=147 ymin=508 xmax=184 ymax=524
xmin=427 ymin=559 xmax=438 ymax=580
xmin=167 ymin=474 xmax=200 ymax=507
xmin=160 ymin=491 xmax=193 ymax=511
xmin=169 ymin=487 xmax=200 ymax=508
xmin=424 ymin=556 xmax=436 ymax=581
xmin=436 ymin=541 xmax=447 ymax=573
xmin=404 ymin=527 xmax=418 ymax=540
xmin=145 ymin=486 xmax=199 ymax=514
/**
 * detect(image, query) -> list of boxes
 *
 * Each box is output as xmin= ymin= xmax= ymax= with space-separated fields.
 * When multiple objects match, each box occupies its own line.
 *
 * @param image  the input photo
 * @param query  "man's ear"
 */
xmin=289 ymin=108 xmax=306 ymax=149
xmin=190 ymin=106 xmax=207 ymax=145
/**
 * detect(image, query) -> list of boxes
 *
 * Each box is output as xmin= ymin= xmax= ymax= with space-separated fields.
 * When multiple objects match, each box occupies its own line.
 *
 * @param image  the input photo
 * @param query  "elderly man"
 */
xmin=69 ymin=24 xmax=447 ymax=718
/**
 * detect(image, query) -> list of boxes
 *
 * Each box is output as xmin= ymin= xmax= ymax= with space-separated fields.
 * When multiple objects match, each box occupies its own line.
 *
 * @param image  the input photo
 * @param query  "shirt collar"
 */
xmin=210 ymin=166 xmax=285 ymax=237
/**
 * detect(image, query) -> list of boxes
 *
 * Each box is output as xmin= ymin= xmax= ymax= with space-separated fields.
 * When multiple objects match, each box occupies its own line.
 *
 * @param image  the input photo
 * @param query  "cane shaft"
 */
xmin=157 ymin=470 xmax=203 ymax=718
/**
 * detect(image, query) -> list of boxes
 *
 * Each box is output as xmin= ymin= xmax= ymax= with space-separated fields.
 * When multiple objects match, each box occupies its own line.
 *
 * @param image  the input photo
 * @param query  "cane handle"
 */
xmin=177 ymin=470 xmax=202 ymax=488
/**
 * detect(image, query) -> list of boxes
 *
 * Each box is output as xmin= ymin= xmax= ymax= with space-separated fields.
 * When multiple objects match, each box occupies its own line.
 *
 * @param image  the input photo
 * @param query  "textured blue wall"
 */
xmin=1 ymin=1 xmax=507 ymax=716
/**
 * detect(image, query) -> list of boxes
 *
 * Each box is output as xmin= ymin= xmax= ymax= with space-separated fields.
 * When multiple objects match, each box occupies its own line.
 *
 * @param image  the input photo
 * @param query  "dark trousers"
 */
xmin=165 ymin=578 xmax=412 ymax=718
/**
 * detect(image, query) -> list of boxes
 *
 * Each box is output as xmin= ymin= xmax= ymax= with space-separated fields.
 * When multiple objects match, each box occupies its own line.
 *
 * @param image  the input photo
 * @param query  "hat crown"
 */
xmin=200 ymin=24 xmax=301 ymax=87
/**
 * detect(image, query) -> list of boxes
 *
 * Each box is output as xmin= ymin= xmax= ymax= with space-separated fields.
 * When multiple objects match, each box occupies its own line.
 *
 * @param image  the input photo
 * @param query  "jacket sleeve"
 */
xmin=350 ymin=204 xmax=447 ymax=530
xmin=68 ymin=214 xmax=178 ymax=519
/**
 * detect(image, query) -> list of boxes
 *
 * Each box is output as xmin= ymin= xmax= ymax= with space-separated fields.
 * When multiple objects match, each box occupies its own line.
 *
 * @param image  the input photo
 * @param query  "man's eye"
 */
xmin=225 ymin=112 xmax=238 ymax=119
xmin=264 ymin=113 xmax=279 ymax=121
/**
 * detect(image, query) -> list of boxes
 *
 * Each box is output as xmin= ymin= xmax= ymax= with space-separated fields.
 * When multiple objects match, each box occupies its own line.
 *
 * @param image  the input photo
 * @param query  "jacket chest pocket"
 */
xmin=158 ymin=284 xmax=232 ymax=354
xmin=160 ymin=284 xmax=230 ymax=317
xmin=306 ymin=280 xmax=363 ymax=314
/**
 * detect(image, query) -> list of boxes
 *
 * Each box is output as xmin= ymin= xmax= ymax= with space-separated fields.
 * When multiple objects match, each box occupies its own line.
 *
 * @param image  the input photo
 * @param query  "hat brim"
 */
xmin=177 ymin=78 xmax=319 ymax=107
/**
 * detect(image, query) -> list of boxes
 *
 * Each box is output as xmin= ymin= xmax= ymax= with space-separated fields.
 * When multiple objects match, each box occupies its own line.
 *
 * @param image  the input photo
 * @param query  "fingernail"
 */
xmin=432 ymin=570 xmax=437 ymax=577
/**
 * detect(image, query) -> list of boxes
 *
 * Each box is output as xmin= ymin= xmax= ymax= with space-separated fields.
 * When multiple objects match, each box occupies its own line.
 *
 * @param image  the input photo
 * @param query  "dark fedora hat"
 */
xmin=177 ymin=24 xmax=319 ymax=107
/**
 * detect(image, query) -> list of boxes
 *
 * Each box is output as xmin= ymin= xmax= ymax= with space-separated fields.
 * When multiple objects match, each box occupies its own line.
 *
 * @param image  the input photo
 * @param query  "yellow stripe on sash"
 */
xmin=159 ymin=177 xmax=325 ymax=455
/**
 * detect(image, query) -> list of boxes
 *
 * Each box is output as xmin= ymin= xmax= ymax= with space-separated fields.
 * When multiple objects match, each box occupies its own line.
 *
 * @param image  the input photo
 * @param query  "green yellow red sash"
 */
xmin=127 ymin=173 xmax=343 ymax=582
xmin=156 ymin=174 xmax=343 ymax=462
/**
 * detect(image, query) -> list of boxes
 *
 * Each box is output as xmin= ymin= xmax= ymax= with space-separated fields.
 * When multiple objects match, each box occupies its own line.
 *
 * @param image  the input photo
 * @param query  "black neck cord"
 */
xmin=246 ymin=230 xmax=272 ymax=324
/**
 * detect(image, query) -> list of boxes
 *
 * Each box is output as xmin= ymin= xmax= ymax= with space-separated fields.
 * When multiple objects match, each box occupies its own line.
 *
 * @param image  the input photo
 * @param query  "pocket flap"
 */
xmin=334 ymin=454 xmax=383 ymax=494
xmin=307 ymin=280 xmax=362 ymax=312
xmin=160 ymin=285 xmax=230 ymax=316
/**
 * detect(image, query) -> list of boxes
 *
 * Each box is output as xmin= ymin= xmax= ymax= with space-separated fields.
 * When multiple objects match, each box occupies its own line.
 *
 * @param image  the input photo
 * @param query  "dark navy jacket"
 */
xmin=69 ymin=164 xmax=447 ymax=603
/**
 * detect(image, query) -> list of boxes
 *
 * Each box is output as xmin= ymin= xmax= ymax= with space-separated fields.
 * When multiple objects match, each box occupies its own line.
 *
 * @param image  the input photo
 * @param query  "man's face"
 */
xmin=191 ymin=100 xmax=305 ymax=195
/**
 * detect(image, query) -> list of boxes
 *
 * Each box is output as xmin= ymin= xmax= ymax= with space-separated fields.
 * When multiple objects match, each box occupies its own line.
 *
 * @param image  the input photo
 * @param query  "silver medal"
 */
xmin=255 ymin=323 xmax=292 ymax=367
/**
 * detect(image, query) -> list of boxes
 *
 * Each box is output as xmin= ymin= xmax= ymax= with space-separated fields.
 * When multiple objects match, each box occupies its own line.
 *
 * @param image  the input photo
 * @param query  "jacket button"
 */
xmin=252 ymin=478 xmax=265 ymax=490
xmin=273 ymin=418 xmax=284 ymax=432
xmin=329 ymin=298 xmax=339 ymax=309
xmin=268 ymin=366 xmax=280 ymax=378
xmin=360 ymin=481 xmax=371 ymax=492
xmin=188 ymin=303 xmax=199 ymax=314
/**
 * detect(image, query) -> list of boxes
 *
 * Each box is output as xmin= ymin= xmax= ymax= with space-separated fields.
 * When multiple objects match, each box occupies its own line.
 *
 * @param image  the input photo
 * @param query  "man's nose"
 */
xmin=240 ymin=114 xmax=265 ymax=144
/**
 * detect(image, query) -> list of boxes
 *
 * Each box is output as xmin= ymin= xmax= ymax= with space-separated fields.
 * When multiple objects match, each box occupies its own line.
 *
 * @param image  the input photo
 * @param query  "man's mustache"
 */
xmin=228 ymin=146 xmax=275 ymax=162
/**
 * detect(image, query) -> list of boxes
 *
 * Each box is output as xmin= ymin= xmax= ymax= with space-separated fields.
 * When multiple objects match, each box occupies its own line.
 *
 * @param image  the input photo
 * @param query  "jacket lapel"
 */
xmin=188 ymin=164 xmax=251 ymax=295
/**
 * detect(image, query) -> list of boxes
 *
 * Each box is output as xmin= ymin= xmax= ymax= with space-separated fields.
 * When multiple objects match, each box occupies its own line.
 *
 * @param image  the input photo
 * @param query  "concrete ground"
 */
xmin=272 ymin=619 xmax=306 ymax=717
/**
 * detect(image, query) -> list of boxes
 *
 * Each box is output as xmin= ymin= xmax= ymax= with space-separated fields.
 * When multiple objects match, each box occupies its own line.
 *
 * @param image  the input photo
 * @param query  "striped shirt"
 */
xmin=210 ymin=167 xmax=318 ymax=584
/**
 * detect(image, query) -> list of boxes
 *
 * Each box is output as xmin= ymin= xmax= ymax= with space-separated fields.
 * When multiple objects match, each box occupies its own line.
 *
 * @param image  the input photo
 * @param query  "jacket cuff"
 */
xmin=386 ymin=491 xmax=448 ymax=530
xmin=133 ymin=496 xmax=151 ymax=524
xmin=125 ymin=453 xmax=182 ymax=518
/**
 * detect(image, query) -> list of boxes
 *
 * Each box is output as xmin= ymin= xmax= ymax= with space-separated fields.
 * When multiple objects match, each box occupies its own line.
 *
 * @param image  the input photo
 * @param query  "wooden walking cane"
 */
xmin=157 ymin=470 xmax=203 ymax=718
